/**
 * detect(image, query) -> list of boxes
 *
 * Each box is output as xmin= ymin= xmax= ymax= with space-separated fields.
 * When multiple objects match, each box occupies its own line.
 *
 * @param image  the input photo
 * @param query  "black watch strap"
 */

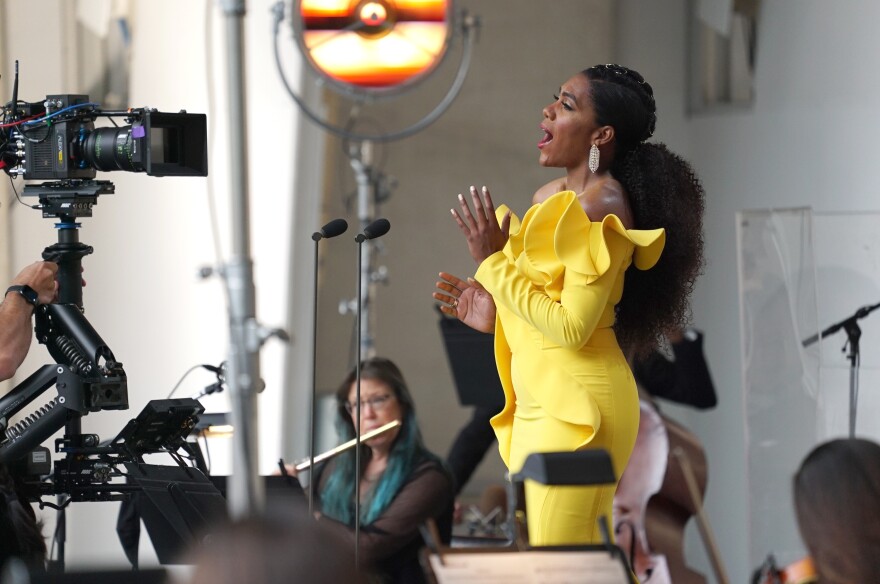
xmin=6 ymin=285 xmax=39 ymax=307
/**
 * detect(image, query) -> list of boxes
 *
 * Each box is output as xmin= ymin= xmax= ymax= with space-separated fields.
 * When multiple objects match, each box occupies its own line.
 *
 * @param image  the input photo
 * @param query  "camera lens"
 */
xmin=81 ymin=126 xmax=144 ymax=173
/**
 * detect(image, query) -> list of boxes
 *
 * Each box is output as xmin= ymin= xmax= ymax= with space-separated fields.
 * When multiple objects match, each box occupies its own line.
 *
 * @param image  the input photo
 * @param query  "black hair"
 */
xmin=583 ymin=64 xmax=705 ymax=354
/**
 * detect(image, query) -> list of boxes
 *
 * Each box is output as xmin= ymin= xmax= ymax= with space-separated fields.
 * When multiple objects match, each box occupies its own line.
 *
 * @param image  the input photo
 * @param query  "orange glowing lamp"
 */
xmin=294 ymin=0 xmax=452 ymax=97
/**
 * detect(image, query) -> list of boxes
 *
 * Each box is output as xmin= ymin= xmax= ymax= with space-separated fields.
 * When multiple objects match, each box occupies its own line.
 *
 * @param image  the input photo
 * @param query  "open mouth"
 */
xmin=538 ymin=127 xmax=553 ymax=148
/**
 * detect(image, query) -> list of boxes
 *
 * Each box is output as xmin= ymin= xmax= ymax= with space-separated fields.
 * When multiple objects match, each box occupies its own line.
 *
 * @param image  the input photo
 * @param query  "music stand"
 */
xmin=422 ymin=449 xmax=632 ymax=584
xmin=123 ymin=463 xmax=229 ymax=565
xmin=209 ymin=474 xmax=306 ymax=514
xmin=437 ymin=314 xmax=504 ymax=410
xmin=424 ymin=545 xmax=634 ymax=584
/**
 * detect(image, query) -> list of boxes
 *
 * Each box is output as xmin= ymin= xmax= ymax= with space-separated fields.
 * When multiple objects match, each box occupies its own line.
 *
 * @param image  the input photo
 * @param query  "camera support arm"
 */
xmin=0 ymin=364 xmax=86 ymax=463
xmin=0 ymin=302 xmax=128 ymax=464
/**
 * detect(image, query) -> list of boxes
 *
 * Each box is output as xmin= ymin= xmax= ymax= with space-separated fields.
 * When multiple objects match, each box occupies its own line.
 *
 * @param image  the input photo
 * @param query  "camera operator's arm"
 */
xmin=0 ymin=262 xmax=58 ymax=382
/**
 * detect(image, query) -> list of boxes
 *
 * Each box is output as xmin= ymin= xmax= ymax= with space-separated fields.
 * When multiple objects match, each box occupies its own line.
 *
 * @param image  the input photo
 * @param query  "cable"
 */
xmin=167 ymin=362 xmax=225 ymax=399
xmin=0 ymin=112 xmax=42 ymax=128
xmin=21 ymin=102 xmax=99 ymax=126
xmin=7 ymin=176 xmax=39 ymax=209
xmin=167 ymin=364 xmax=207 ymax=399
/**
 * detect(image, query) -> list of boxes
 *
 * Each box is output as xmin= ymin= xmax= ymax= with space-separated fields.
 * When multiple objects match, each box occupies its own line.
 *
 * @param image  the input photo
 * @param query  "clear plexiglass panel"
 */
xmin=738 ymin=208 xmax=880 ymax=569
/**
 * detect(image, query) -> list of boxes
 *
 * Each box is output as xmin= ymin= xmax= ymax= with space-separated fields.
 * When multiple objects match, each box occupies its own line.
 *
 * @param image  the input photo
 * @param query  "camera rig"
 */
xmin=0 ymin=62 xmax=212 ymax=507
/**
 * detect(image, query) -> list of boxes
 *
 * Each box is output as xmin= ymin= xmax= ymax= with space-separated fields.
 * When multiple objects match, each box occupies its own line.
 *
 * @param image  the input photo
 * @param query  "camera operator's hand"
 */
xmin=11 ymin=261 xmax=58 ymax=305
xmin=0 ymin=261 xmax=59 ymax=383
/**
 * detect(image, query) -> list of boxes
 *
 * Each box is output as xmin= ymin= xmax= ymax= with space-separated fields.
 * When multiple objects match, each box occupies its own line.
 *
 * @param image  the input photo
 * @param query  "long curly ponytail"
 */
xmin=584 ymin=65 xmax=705 ymax=353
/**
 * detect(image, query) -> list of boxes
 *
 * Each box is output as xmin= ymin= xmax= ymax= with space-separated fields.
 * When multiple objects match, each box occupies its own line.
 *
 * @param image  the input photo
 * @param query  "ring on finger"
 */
xmin=452 ymin=298 xmax=459 ymax=309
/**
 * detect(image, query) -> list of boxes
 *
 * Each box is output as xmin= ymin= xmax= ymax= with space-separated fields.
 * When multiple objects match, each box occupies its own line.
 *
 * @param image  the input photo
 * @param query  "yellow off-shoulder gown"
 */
xmin=474 ymin=190 xmax=665 ymax=546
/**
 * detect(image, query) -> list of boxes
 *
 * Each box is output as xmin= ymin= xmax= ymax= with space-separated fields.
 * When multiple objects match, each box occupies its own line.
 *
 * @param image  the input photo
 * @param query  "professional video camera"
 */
xmin=0 ymin=93 xmax=207 ymax=180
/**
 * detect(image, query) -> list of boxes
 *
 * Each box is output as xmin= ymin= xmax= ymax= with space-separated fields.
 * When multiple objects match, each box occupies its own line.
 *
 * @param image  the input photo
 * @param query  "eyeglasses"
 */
xmin=344 ymin=393 xmax=395 ymax=414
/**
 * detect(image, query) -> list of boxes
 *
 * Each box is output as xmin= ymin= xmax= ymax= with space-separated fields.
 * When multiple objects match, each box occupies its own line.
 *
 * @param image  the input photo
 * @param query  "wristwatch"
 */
xmin=6 ymin=285 xmax=39 ymax=307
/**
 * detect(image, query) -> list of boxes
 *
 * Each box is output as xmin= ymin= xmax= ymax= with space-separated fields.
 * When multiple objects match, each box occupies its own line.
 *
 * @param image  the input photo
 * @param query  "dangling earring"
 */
xmin=588 ymin=144 xmax=600 ymax=173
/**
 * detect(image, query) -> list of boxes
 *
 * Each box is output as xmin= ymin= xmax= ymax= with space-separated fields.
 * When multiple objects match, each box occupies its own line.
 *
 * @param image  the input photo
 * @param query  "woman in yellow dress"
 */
xmin=434 ymin=64 xmax=705 ymax=546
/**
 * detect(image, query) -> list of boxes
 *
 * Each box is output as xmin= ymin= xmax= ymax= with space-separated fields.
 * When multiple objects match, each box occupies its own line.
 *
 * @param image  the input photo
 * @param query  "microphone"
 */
xmin=355 ymin=218 xmax=391 ymax=242
xmin=312 ymin=218 xmax=348 ymax=241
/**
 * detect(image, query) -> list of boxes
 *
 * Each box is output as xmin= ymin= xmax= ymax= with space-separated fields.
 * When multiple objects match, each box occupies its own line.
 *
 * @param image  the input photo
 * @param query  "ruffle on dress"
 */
xmin=496 ymin=190 xmax=664 ymax=303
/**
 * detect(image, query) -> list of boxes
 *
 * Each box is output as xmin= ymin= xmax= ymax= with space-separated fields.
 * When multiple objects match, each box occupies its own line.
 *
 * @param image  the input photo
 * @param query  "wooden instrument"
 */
xmin=293 ymin=420 xmax=401 ymax=471
xmin=643 ymin=410 xmax=709 ymax=584
xmin=615 ymin=396 xmax=731 ymax=584
xmin=613 ymin=400 xmax=673 ymax=583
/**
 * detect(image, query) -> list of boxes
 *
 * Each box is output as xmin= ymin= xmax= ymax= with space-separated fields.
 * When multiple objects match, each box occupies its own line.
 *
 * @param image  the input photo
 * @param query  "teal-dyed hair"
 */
xmin=320 ymin=357 xmax=435 ymax=525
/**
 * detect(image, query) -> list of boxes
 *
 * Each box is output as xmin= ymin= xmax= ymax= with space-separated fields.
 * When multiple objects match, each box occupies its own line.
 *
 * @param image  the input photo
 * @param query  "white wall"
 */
xmin=1 ymin=0 xmax=310 ymax=568
xmin=618 ymin=1 xmax=880 ymax=581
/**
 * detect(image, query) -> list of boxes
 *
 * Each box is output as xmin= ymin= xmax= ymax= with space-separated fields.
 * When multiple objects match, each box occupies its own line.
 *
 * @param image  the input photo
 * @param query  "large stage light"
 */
xmin=295 ymin=0 xmax=452 ymax=97
xmin=274 ymin=0 xmax=478 ymax=141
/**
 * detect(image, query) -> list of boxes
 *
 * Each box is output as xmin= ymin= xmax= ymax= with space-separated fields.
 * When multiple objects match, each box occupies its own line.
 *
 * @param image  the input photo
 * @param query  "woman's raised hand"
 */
xmin=434 ymin=272 xmax=496 ymax=333
xmin=450 ymin=185 xmax=511 ymax=264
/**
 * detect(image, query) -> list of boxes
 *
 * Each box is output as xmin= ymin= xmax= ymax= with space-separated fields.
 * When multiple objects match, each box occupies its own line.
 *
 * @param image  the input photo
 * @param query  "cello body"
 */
xmin=614 ymin=399 xmax=673 ymax=583
xmin=645 ymin=410 xmax=708 ymax=584
xmin=614 ymin=395 xmax=709 ymax=584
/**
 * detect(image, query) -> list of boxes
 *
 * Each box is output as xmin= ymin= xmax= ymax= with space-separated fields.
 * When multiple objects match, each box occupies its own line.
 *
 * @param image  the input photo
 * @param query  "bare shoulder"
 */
xmin=532 ymin=177 xmax=566 ymax=204
xmin=581 ymin=177 xmax=634 ymax=227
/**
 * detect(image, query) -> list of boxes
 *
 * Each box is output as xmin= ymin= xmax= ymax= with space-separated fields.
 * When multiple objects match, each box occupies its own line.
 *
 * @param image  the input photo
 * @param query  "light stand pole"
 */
xmin=218 ymin=0 xmax=264 ymax=518
xmin=347 ymin=141 xmax=386 ymax=358
xmin=274 ymin=4 xmax=480 ymax=360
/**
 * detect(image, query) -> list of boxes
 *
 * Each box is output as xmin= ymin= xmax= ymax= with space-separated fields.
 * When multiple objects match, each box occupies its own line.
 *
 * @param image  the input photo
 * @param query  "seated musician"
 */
xmin=309 ymin=357 xmax=454 ymax=584
xmin=792 ymin=437 xmax=880 ymax=584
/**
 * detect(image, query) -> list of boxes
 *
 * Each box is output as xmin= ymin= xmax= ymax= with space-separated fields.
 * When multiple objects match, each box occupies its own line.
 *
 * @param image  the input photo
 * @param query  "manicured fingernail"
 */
xmin=470 ymin=185 xmax=477 ymax=193
xmin=482 ymin=186 xmax=488 ymax=193
xmin=450 ymin=209 xmax=456 ymax=215
xmin=458 ymin=193 xmax=464 ymax=201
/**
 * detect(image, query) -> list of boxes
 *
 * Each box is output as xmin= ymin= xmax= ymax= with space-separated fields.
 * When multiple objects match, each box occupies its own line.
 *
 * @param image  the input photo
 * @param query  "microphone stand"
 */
xmin=354 ymin=233 xmax=365 ymax=568
xmin=310 ymin=232 xmax=321 ymax=515
xmin=308 ymin=220 xmax=347 ymax=513
xmin=802 ymin=301 xmax=880 ymax=437
xmin=352 ymin=219 xmax=390 ymax=567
